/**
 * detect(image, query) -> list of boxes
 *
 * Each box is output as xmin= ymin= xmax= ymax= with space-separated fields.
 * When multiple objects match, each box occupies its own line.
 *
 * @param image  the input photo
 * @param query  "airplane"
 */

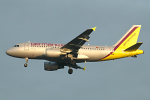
xmin=6 ymin=25 xmax=144 ymax=74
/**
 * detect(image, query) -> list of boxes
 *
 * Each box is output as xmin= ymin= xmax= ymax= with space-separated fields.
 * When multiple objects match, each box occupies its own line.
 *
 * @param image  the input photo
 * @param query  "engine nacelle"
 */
xmin=46 ymin=49 xmax=61 ymax=58
xmin=44 ymin=62 xmax=64 ymax=71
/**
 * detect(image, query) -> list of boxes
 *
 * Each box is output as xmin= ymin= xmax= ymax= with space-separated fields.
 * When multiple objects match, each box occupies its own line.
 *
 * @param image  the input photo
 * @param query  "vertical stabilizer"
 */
xmin=114 ymin=25 xmax=141 ymax=51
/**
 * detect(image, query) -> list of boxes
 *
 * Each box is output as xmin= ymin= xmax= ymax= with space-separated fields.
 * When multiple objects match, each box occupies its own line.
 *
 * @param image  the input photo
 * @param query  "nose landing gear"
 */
xmin=24 ymin=57 xmax=28 ymax=67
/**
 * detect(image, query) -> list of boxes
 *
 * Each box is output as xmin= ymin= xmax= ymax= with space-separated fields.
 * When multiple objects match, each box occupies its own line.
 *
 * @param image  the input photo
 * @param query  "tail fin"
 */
xmin=114 ymin=25 xmax=141 ymax=51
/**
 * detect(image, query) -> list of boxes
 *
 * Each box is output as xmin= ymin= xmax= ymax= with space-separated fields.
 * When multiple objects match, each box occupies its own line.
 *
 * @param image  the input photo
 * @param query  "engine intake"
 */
xmin=44 ymin=62 xmax=64 ymax=71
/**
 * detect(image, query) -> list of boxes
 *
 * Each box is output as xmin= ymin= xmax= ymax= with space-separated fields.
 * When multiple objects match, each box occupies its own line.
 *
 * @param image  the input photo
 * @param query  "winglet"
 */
xmin=83 ymin=67 xmax=86 ymax=71
xmin=91 ymin=27 xmax=96 ymax=31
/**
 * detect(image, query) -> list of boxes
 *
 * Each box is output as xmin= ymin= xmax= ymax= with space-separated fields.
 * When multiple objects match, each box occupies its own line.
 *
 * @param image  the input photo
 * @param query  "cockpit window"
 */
xmin=14 ymin=45 xmax=19 ymax=47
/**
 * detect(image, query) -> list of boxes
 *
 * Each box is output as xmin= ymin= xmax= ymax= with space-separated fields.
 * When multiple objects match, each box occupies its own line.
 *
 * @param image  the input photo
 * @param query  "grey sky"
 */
xmin=0 ymin=0 xmax=150 ymax=100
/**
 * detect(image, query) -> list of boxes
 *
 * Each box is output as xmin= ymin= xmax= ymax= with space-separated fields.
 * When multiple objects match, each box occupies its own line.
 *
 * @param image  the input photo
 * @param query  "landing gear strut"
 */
xmin=24 ymin=57 xmax=28 ymax=67
xmin=68 ymin=67 xmax=73 ymax=74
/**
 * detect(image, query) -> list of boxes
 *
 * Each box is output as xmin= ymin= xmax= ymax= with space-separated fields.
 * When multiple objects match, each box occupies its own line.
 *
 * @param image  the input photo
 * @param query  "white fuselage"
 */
xmin=6 ymin=42 xmax=113 ymax=63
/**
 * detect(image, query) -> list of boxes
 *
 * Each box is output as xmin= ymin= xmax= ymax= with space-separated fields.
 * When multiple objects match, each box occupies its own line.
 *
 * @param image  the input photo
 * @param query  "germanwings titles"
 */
xmin=6 ymin=25 xmax=144 ymax=74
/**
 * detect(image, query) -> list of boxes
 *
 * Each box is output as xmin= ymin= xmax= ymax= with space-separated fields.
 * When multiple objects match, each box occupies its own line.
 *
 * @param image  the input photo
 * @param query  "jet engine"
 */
xmin=44 ymin=62 xmax=64 ymax=71
xmin=46 ymin=49 xmax=61 ymax=58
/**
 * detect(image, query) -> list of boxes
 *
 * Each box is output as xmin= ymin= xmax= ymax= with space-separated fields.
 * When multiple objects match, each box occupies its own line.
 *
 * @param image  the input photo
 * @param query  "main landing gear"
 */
xmin=68 ymin=67 xmax=73 ymax=74
xmin=24 ymin=57 xmax=28 ymax=67
xmin=68 ymin=67 xmax=86 ymax=74
xmin=68 ymin=65 xmax=86 ymax=74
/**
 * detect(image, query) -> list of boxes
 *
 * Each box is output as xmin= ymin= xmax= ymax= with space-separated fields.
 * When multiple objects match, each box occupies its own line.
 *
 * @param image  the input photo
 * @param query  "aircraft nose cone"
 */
xmin=6 ymin=49 xmax=12 ymax=56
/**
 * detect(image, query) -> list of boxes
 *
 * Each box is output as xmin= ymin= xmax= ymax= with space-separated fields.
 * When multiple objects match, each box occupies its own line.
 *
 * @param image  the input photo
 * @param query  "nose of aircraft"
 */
xmin=6 ymin=49 xmax=12 ymax=56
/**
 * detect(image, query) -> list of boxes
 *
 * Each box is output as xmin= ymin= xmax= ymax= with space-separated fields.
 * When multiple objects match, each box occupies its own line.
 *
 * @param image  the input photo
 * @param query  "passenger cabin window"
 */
xmin=14 ymin=45 xmax=19 ymax=47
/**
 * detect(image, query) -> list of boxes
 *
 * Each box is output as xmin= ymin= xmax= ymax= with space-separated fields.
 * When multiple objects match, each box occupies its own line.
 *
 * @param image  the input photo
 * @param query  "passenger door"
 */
xmin=24 ymin=43 xmax=29 ymax=50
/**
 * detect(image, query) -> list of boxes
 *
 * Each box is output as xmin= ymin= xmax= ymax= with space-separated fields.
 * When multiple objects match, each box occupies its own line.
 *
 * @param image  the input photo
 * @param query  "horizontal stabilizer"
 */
xmin=124 ymin=42 xmax=143 ymax=52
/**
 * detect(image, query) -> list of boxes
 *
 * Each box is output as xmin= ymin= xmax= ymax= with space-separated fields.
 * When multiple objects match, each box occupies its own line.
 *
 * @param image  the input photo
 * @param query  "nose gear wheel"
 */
xmin=24 ymin=57 xmax=28 ymax=67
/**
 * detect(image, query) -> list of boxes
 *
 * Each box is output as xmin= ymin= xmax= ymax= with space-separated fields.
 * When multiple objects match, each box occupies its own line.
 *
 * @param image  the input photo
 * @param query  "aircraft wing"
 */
xmin=60 ymin=27 xmax=96 ymax=58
